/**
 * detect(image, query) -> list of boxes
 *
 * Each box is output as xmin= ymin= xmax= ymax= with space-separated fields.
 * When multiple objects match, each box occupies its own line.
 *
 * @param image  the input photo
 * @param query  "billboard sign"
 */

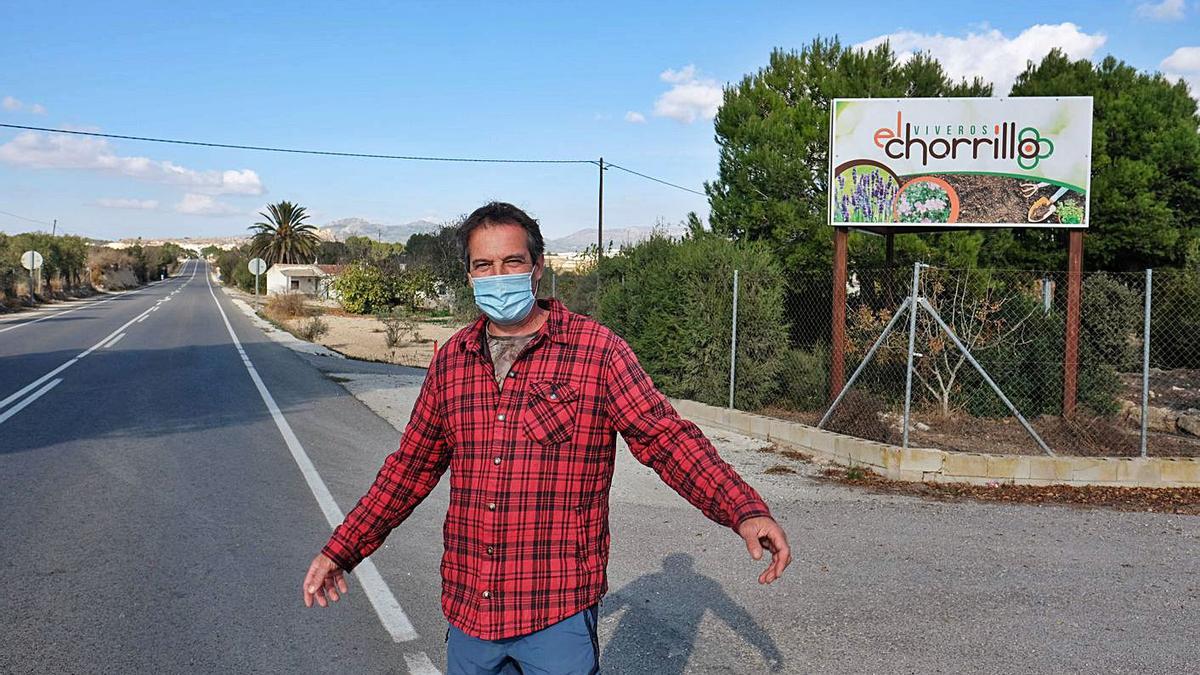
xmin=829 ymin=97 xmax=1092 ymax=229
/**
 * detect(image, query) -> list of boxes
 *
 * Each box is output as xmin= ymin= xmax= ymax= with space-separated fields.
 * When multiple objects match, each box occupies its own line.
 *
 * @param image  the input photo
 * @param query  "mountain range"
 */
xmin=318 ymin=218 xmax=442 ymax=243
xmin=317 ymin=218 xmax=688 ymax=253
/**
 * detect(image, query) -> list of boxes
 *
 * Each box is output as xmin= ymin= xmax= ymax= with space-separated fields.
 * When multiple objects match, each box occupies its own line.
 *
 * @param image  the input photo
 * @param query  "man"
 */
xmin=303 ymin=202 xmax=791 ymax=674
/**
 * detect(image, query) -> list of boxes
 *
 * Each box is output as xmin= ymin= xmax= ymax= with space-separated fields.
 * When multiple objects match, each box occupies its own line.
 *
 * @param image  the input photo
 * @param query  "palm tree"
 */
xmin=249 ymin=201 xmax=321 ymax=264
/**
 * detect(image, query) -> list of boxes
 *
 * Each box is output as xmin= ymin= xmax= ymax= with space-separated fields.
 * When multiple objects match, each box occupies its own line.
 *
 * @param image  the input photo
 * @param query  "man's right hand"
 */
xmin=302 ymin=553 xmax=349 ymax=608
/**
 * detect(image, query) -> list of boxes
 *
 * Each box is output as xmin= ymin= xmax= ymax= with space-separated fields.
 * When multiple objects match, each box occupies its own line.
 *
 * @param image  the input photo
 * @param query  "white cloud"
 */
xmin=1137 ymin=0 xmax=1186 ymax=20
xmin=2 ymin=96 xmax=47 ymax=114
xmin=856 ymin=23 xmax=1107 ymax=94
xmin=652 ymin=64 xmax=723 ymax=124
xmin=624 ymin=111 xmax=647 ymax=124
xmin=1162 ymin=46 xmax=1200 ymax=96
xmin=97 ymin=198 xmax=159 ymax=210
xmin=0 ymin=131 xmax=264 ymax=195
xmin=174 ymin=193 xmax=242 ymax=216
xmin=660 ymin=65 xmax=697 ymax=84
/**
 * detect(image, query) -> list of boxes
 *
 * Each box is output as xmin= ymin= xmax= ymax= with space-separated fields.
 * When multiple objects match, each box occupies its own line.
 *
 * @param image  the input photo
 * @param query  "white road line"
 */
xmin=0 ymin=378 xmax=63 ymax=425
xmin=104 ymin=333 xmax=127 ymax=349
xmin=203 ymin=263 xmax=423 ymax=645
xmin=0 ymin=261 xmax=197 ymax=414
xmin=403 ymin=652 xmax=441 ymax=675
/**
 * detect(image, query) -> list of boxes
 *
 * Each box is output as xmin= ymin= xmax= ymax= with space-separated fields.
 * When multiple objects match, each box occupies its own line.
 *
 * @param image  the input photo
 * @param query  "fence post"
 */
xmin=551 ymin=269 xmax=557 ymax=298
xmin=1141 ymin=268 xmax=1153 ymax=458
xmin=729 ymin=269 xmax=739 ymax=410
xmin=901 ymin=262 xmax=922 ymax=449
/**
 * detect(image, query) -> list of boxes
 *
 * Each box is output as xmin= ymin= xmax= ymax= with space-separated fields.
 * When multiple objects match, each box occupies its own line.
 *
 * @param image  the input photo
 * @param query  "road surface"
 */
xmin=1 ymin=260 xmax=1196 ymax=673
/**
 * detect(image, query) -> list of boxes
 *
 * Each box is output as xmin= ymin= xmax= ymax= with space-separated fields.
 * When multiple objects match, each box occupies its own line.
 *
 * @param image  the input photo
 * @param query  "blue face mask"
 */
xmin=472 ymin=271 xmax=537 ymax=326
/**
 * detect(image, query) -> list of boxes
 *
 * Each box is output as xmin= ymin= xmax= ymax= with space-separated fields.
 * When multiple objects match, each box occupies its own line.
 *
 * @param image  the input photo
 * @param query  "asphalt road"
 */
xmin=1 ymin=260 xmax=1197 ymax=674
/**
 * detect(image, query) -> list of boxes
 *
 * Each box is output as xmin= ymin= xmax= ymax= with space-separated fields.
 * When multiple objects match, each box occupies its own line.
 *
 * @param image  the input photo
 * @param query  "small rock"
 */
xmin=1178 ymin=414 xmax=1200 ymax=438
xmin=1146 ymin=405 xmax=1180 ymax=433
xmin=914 ymin=421 xmax=931 ymax=432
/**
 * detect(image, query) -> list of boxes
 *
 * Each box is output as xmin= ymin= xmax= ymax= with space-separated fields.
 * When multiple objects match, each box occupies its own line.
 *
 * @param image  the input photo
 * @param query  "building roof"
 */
xmin=268 ymin=264 xmax=327 ymax=278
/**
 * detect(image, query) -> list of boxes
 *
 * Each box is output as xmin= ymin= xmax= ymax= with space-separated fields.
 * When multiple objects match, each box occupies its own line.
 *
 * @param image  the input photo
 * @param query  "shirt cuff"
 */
xmin=729 ymin=501 xmax=774 ymax=534
xmin=321 ymin=532 xmax=364 ymax=572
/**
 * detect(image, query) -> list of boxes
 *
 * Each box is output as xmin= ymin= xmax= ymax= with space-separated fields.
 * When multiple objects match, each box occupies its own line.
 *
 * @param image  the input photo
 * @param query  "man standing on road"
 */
xmin=303 ymin=202 xmax=791 ymax=674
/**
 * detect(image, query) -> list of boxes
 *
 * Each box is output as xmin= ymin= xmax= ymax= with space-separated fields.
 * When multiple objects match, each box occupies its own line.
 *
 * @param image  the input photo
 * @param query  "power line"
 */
xmin=0 ymin=123 xmax=709 ymax=197
xmin=604 ymin=162 xmax=707 ymax=196
xmin=0 ymin=208 xmax=52 ymax=225
xmin=0 ymin=123 xmax=594 ymax=165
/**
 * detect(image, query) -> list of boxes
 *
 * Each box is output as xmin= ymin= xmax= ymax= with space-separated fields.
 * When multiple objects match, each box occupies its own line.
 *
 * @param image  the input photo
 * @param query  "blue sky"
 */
xmin=2 ymin=1 xmax=1198 ymax=241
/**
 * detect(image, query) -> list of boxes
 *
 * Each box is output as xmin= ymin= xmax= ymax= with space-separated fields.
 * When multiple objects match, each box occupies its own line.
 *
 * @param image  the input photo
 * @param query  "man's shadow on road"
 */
xmin=599 ymin=553 xmax=783 ymax=673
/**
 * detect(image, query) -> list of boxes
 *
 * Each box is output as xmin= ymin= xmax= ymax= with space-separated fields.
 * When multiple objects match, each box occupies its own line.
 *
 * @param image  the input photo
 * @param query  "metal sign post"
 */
xmin=21 ymin=250 xmax=43 ymax=299
xmin=248 ymin=258 xmax=267 ymax=297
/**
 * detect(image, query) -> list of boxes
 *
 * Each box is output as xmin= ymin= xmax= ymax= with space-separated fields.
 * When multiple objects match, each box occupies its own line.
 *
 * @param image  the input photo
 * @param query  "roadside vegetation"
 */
xmin=1 ymin=231 xmax=190 ymax=310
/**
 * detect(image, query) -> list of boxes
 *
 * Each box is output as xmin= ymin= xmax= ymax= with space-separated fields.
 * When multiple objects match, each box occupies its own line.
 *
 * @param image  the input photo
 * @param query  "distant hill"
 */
xmin=544 ymin=226 xmax=689 ymax=253
xmin=319 ymin=218 xmax=441 ymax=244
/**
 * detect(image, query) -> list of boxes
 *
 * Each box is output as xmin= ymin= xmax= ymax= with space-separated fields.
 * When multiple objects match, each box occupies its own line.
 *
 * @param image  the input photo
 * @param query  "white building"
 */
xmin=264 ymin=264 xmax=344 ymax=298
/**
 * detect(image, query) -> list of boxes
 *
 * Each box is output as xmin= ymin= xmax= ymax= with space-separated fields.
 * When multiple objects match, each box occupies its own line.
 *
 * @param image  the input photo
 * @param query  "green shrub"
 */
xmin=1080 ymin=272 xmax=1141 ymax=372
xmin=1151 ymin=267 xmax=1200 ymax=369
xmin=596 ymin=233 xmax=788 ymax=410
xmin=777 ymin=345 xmax=829 ymax=411
xmin=333 ymin=263 xmax=391 ymax=314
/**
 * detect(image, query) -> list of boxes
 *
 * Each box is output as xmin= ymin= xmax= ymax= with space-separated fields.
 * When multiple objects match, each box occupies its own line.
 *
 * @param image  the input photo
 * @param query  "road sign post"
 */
xmin=21 ymin=250 xmax=44 ymax=299
xmin=248 ymin=258 xmax=267 ymax=297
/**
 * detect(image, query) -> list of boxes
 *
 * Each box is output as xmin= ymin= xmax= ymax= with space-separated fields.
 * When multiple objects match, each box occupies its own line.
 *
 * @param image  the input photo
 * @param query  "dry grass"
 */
xmin=265 ymin=292 xmax=310 ymax=321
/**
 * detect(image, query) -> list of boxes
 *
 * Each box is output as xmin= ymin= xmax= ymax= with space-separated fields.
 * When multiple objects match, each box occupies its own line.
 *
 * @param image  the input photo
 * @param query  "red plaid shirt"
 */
xmin=322 ymin=298 xmax=773 ymax=640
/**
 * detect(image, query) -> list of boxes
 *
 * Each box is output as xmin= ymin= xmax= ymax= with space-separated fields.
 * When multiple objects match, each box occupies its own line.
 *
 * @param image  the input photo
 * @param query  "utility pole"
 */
xmin=597 ymin=157 xmax=604 ymax=265
xmin=51 ymin=219 xmax=57 ymax=236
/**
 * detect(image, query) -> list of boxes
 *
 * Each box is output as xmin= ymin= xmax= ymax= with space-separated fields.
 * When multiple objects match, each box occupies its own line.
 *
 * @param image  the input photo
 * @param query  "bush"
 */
xmin=1080 ymin=273 xmax=1141 ymax=372
xmin=333 ymin=263 xmax=391 ymax=314
xmin=777 ymin=345 xmax=829 ymax=411
xmin=1151 ymin=267 xmax=1200 ymax=369
xmin=596 ymin=232 xmax=788 ymax=410
xmin=266 ymin=292 xmax=309 ymax=321
xmin=378 ymin=309 xmax=419 ymax=348
xmin=297 ymin=316 xmax=329 ymax=341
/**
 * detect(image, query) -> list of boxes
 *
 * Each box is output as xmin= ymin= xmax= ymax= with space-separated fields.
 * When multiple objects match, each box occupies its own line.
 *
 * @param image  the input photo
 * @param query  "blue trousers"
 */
xmin=446 ymin=604 xmax=600 ymax=674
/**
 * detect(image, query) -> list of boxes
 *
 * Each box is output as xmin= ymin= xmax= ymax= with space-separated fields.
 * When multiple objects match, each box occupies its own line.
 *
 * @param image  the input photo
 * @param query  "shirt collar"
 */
xmin=463 ymin=298 xmax=571 ymax=354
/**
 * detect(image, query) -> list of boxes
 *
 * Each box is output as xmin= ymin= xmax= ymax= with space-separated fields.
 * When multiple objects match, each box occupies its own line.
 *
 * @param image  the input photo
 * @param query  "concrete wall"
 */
xmin=670 ymin=398 xmax=1200 ymax=488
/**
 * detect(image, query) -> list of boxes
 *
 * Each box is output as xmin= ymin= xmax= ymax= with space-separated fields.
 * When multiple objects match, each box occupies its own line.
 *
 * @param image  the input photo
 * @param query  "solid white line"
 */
xmin=203 ymin=263 xmax=420 ymax=644
xmin=0 ymin=261 xmax=197 ymax=413
xmin=403 ymin=652 xmax=442 ymax=675
xmin=0 ymin=378 xmax=63 ymax=425
xmin=104 ymin=333 xmax=127 ymax=349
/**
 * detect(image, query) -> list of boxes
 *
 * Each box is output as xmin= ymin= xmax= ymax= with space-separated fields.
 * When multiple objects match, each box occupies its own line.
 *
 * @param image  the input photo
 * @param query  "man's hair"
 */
xmin=457 ymin=202 xmax=545 ymax=270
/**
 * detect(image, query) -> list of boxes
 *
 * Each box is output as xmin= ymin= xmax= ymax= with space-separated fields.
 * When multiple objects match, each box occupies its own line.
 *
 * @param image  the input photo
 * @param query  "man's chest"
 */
xmin=439 ymin=341 xmax=613 ymax=474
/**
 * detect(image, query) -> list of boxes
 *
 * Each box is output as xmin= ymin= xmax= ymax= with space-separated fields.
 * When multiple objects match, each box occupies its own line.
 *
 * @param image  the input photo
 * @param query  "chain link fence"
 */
xmin=740 ymin=265 xmax=1200 ymax=457
xmin=544 ymin=258 xmax=1200 ymax=457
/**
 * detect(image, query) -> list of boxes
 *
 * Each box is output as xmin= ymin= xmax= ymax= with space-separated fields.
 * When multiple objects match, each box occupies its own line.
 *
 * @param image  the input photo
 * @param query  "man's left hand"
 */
xmin=737 ymin=516 xmax=791 ymax=585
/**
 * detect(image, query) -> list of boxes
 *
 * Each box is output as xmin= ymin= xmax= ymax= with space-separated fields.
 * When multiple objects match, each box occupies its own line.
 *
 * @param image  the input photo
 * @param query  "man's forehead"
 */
xmin=468 ymin=224 xmax=530 ymax=260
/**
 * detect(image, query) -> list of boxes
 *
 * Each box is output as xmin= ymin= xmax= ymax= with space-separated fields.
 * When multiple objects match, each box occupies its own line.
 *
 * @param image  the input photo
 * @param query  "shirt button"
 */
xmin=487 ymin=502 xmax=497 ymax=511
xmin=487 ymin=545 xmax=495 ymax=555
xmin=493 ymin=457 xmax=502 ymax=465
xmin=507 ymin=371 xmax=516 ymax=378
xmin=497 ymin=413 xmax=505 ymax=421
xmin=549 ymin=394 xmax=558 ymax=400
xmin=482 ymin=590 xmax=491 ymax=599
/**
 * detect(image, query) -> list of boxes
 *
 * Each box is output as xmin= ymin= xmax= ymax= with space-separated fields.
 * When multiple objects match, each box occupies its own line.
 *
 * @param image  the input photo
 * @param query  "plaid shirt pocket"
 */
xmin=522 ymin=380 xmax=579 ymax=446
